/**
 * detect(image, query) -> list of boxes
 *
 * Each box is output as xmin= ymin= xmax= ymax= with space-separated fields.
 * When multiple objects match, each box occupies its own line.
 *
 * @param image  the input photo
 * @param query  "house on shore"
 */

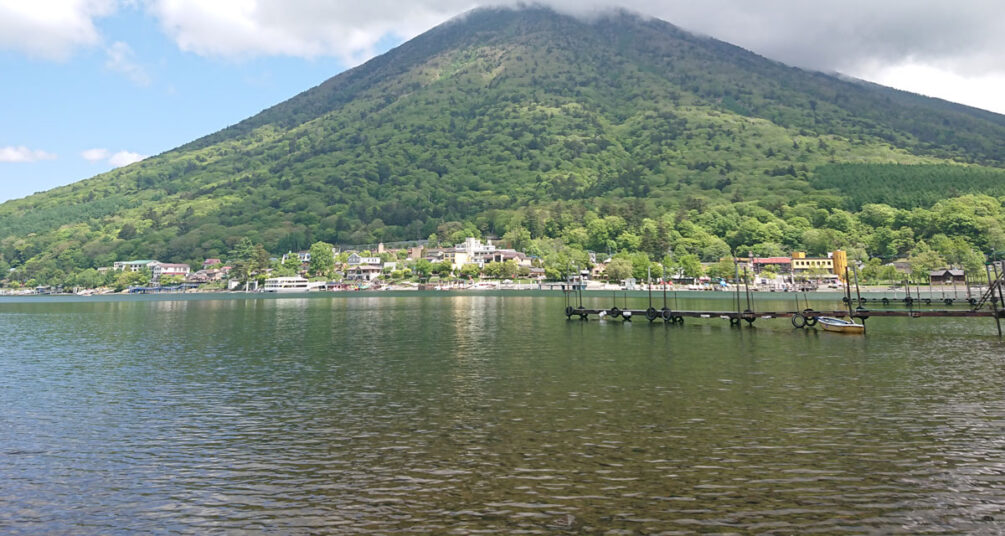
xmin=151 ymin=263 xmax=191 ymax=283
xmin=930 ymin=269 xmax=966 ymax=285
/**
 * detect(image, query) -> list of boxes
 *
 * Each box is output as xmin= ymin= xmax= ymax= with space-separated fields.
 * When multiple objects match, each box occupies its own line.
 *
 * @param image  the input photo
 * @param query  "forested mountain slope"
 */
xmin=3 ymin=7 xmax=1005 ymax=283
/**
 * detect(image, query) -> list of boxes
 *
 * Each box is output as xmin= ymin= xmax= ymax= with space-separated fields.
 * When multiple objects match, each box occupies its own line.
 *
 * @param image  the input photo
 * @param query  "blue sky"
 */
xmin=2 ymin=1 xmax=1004 ymax=204
xmin=0 ymin=3 xmax=396 ymax=202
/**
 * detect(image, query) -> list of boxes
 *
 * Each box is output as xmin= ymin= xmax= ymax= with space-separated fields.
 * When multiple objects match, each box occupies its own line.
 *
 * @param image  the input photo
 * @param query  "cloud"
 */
xmin=0 ymin=0 xmax=117 ymax=60
xmin=0 ymin=146 xmax=57 ymax=163
xmin=147 ymin=0 xmax=474 ymax=63
xmin=3 ymin=1 xmax=1004 ymax=111
xmin=139 ymin=1 xmax=1005 ymax=75
xmin=81 ymin=148 xmax=110 ymax=161
xmin=105 ymin=41 xmax=151 ymax=85
xmin=81 ymin=148 xmax=146 ymax=167
xmin=108 ymin=150 xmax=146 ymax=167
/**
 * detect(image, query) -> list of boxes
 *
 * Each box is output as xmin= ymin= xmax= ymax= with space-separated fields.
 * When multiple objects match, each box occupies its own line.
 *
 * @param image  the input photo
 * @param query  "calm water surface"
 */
xmin=2 ymin=292 xmax=1005 ymax=534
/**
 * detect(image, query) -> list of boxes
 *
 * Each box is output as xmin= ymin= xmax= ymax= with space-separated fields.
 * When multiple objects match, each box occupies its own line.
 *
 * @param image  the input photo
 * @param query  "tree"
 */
xmin=276 ymin=253 xmax=303 ymax=276
xmin=308 ymin=241 xmax=335 ymax=277
xmin=604 ymin=258 xmax=633 ymax=282
xmin=459 ymin=263 xmax=481 ymax=279
xmin=117 ymin=223 xmax=137 ymax=240
xmin=705 ymin=258 xmax=736 ymax=281
xmin=677 ymin=254 xmax=703 ymax=278
xmin=413 ymin=259 xmax=433 ymax=278
xmin=909 ymin=247 xmax=946 ymax=282
xmin=113 ymin=269 xmax=148 ymax=290
xmin=159 ymin=274 xmax=185 ymax=286
xmin=433 ymin=261 xmax=453 ymax=275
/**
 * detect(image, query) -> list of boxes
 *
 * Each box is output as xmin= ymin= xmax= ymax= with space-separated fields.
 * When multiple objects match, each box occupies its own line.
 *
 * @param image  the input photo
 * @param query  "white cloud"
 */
xmin=108 ymin=150 xmax=146 ymax=167
xmin=3 ymin=1 xmax=1004 ymax=114
xmin=0 ymin=0 xmax=117 ymax=60
xmin=141 ymin=1 xmax=1005 ymax=72
xmin=81 ymin=147 xmax=146 ymax=167
xmin=855 ymin=60 xmax=1005 ymax=115
xmin=104 ymin=41 xmax=151 ymax=85
xmin=147 ymin=0 xmax=474 ymax=63
xmin=136 ymin=0 xmax=1005 ymax=113
xmin=0 ymin=146 xmax=57 ymax=163
xmin=81 ymin=148 xmax=110 ymax=161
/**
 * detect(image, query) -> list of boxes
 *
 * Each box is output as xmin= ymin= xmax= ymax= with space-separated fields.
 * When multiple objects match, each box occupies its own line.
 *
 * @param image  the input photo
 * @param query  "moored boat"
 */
xmin=817 ymin=316 xmax=865 ymax=334
xmin=262 ymin=276 xmax=311 ymax=293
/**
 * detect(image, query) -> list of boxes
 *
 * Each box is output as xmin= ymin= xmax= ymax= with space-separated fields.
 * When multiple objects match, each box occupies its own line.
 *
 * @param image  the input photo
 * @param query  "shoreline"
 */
xmin=0 ymin=285 xmax=985 ymax=301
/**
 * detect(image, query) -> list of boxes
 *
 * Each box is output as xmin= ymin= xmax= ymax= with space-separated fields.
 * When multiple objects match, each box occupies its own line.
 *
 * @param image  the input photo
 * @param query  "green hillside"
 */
xmin=3 ymin=7 xmax=1005 ymax=285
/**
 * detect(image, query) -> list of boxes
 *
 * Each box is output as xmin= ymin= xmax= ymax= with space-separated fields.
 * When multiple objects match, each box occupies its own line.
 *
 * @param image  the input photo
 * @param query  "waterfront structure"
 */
xmin=930 ymin=269 xmax=966 ymax=285
xmin=751 ymin=257 xmax=792 ymax=274
xmin=791 ymin=254 xmax=834 ymax=275
xmin=346 ymin=264 xmax=383 ymax=281
xmin=151 ymin=263 xmax=191 ymax=282
xmin=113 ymin=260 xmax=159 ymax=272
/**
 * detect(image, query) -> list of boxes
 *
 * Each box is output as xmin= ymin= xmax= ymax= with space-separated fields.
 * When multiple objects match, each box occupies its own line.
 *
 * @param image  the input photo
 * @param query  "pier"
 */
xmin=564 ymin=263 xmax=1005 ymax=335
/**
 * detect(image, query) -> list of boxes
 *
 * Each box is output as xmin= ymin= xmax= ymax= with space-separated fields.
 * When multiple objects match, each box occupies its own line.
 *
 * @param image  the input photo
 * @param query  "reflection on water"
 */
xmin=2 ymin=293 xmax=1005 ymax=533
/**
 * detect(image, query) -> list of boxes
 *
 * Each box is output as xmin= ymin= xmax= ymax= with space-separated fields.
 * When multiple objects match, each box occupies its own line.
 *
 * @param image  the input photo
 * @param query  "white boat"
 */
xmin=817 ymin=316 xmax=865 ymax=334
xmin=262 ymin=276 xmax=311 ymax=293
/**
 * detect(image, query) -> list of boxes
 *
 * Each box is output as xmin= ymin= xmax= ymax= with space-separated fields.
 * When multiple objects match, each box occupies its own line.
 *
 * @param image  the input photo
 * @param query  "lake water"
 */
xmin=2 ymin=292 xmax=1005 ymax=534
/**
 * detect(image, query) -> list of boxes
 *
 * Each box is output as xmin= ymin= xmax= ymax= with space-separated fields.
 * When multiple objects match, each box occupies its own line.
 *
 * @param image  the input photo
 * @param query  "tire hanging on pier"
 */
xmin=565 ymin=306 xmax=574 ymax=318
xmin=646 ymin=307 xmax=658 ymax=321
xmin=792 ymin=313 xmax=807 ymax=328
xmin=609 ymin=307 xmax=620 ymax=318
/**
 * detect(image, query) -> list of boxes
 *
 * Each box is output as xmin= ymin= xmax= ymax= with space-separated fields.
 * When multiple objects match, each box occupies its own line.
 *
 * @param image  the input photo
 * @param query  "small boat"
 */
xmin=817 ymin=316 xmax=865 ymax=334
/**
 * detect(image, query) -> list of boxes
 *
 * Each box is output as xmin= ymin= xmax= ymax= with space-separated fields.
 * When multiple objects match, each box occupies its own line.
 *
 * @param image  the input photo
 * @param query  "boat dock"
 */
xmin=564 ymin=263 xmax=1005 ymax=335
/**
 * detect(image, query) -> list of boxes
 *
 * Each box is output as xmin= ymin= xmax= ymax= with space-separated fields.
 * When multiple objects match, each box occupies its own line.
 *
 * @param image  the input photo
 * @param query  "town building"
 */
xmin=282 ymin=251 xmax=311 ymax=264
xmin=930 ymin=269 xmax=966 ymax=285
xmin=347 ymin=253 xmax=382 ymax=266
xmin=151 ymin=263 xmax=191 ymax=282
xmin=113 ymin=260 xmax=159 ymax=272
xmin=751 ymin=257 xmax=792 ymax=274
xmin=346 ymin=264 xmax=383 ymax=281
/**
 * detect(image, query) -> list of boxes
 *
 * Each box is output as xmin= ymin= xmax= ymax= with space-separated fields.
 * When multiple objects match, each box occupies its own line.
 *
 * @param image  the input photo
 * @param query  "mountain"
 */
xmin=4 ymin=6 xmax=1005 ymax=284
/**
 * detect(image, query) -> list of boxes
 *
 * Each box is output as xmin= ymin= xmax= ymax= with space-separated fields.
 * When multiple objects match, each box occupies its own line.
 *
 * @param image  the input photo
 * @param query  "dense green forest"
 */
xmin=3 ymin=7 xmax=1005 ymax=286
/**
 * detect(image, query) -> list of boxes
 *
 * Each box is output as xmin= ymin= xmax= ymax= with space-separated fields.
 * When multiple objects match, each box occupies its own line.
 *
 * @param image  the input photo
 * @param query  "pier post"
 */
xmin=986 ymin=264 xmax=1002 ymax=337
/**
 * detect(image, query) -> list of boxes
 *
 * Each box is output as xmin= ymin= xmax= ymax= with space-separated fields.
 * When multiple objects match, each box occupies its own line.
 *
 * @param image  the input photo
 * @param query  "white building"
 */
xmin=151 ymin=263 xmax=191 ymax=282
xmin=347 ymin=253 xmax=382 ymax=266
xmin=346 ymin=265 xmax=383 ymax=281
xmin=113 ymin=260 xmax=159 ymax=272
xmin=452 ymin=237 xmax=497 ymax=267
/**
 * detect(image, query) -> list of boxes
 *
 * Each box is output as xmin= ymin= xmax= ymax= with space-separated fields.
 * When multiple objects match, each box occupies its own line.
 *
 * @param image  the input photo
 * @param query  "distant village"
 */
xmin=1 ymin=236 xmax=976 ymax=296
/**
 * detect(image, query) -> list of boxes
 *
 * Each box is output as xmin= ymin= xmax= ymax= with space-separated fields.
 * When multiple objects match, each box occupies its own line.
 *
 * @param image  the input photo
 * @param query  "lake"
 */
xmin=2 ymin=291 xmax=1004 ymax=534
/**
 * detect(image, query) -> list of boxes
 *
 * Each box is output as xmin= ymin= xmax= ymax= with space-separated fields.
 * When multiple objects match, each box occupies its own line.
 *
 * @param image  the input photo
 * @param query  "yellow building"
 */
xmin=832 ymin=250 xmax=847 ymax=280
xmin=445 ymin=251 xmax=469 ymax=270
xmin=791 ymin=257 xmax=833 ymax=273
xmin=789 ymin=250 xmax=847 ymax=280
